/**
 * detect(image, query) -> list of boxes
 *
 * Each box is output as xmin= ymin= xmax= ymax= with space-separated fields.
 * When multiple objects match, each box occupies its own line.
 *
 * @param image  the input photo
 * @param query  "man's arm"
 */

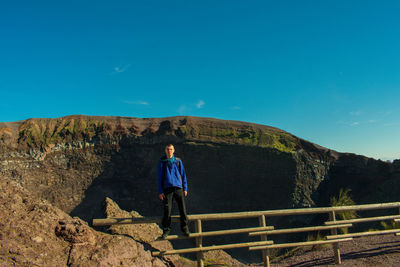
xmin=178 ymin=159 xmax=188 ymax=195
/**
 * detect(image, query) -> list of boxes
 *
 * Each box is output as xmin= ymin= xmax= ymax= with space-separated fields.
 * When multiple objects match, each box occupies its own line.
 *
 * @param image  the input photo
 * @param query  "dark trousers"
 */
xmin=162 ymin=187 xmax=188 ymax=232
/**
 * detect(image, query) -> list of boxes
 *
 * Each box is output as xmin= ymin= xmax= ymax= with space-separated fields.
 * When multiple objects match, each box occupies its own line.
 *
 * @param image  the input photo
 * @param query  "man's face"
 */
xmin=165 ymin=145 xmax=175 ymax=159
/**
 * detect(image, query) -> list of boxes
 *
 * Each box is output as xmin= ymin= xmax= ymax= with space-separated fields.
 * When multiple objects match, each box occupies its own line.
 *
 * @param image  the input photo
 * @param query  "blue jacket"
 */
xmin=158 ymin=156 xmax=188 ymax=194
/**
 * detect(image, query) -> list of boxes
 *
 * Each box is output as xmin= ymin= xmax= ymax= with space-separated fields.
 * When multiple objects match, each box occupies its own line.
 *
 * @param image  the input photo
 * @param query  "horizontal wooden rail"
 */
xmin=325 ymin=215 xmax=400 ymax=225
xmin=152 ymin=240 xmax=274 ymax=256
xmin=93 ymin=217 xmax=162 ymax=226
xmin=164 ymin=226 xmax=274 ymax=240
xmin=327 ymin=229 xmax=400 ymax=240
xmin=249 ymin=224 xmax=353 ymax=236
xmin=394 ymin=219 xmax=400 ymax=223
xmin=248 ymin=238 xmax=353 ymax=251
xmin=186 ymin=203 xmax=400 ymax=220
xmin=93 ymin=202 xmax=400 ymax=226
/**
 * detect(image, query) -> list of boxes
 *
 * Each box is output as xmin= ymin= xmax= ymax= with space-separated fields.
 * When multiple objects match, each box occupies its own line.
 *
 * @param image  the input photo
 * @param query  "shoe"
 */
xmin=182 ymin=228 xmax=190 ymax=237
xmin=161 ymin=230 xmax=170 ymax=240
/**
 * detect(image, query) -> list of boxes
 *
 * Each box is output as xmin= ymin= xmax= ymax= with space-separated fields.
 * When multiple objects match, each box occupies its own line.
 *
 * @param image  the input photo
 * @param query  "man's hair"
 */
xmin=165 ymin=144 xmax=174 ymax=149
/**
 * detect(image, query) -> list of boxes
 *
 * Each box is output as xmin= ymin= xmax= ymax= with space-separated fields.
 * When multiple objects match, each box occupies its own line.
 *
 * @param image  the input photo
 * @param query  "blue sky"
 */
xmin=1 ymin=1 xmax=399 ymax=160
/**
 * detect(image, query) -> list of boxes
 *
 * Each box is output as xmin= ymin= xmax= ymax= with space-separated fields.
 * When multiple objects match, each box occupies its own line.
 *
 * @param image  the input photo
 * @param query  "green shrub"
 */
xmin=381 ymin=220 xmax=400 ymax=230
xmin=330 ymin=188 xmax=358 ymax=233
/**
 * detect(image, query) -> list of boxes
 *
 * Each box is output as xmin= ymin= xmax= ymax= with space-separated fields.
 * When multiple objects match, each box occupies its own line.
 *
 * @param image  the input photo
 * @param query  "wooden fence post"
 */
xmin=329 ymin=211 xmax=341 ymax=264
xmin=259 ymin=215 xmax=270 ymax=267
xmin=195 ymin=219 xmax=204 ymax=267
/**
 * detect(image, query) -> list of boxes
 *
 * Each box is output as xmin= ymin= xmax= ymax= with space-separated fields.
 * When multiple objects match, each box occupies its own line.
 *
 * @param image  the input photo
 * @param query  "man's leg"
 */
xmin=174 ymin=188 xmax=189 ymax=234
xmin=162 ymin=188 xmax=174 ymax=236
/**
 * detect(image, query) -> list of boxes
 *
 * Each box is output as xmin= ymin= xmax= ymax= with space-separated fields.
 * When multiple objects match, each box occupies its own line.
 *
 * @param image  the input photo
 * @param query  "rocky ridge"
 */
xmin=1 ymin=115 xmax=398 ymax=214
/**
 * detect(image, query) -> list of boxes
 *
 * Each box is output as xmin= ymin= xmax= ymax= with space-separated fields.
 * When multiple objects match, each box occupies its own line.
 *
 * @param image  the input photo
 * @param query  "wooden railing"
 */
xmin=93 ymin=202 xmax=400 ymax=267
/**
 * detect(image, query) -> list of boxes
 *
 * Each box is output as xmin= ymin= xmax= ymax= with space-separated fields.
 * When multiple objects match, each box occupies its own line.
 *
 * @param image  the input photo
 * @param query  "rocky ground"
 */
xmin=249 ymin=234 xmax=400 ymax=267
xmin=0 ymin=176 xmax=169 ymax=266
xmin=0 ymin=175 xmax=241 ymax=266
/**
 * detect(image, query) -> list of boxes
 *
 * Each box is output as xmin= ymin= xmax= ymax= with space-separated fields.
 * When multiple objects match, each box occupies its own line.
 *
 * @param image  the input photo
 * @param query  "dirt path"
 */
xmin=268 ymin=235 xmax=400 ymax=266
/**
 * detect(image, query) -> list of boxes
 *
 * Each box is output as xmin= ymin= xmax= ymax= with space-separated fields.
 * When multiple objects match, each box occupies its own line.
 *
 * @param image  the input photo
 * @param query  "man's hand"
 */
xmin=159 ymin=193 xmax=165 ymax=201
xmin=184 ymin=191 xmax=187 ymax=197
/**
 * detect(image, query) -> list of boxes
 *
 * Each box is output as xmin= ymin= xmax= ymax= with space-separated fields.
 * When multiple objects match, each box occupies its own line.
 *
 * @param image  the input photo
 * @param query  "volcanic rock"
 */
xmin=0 ymin=176 xmax=167 ymax=266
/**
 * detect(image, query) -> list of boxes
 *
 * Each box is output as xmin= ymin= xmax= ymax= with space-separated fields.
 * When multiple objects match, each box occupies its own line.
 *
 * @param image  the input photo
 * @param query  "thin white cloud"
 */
xmin=336 ymin=120 xmax=360 ymax=126
xmin=196 ymin=100 xmax=205 ymax=109
xmin=123 ymin=100 xmax=149 ymax=105
xmin=231 ymin=106 xmax=241 ymax=110
xmin=368 ymin=119 xmax=378 ymax=123
xmin=349 ymin=111 xmax=363 ymax=116
xmin=384 ymin=122 xmax=400 ymax=127
xmin=110 ymin=64 xmax=131 ymax=75
xmin=177 ymin=100 xmax=206 ymax=114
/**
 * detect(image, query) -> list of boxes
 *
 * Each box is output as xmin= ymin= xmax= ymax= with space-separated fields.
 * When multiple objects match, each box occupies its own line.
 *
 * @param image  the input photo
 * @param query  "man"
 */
xmin=158 ymin=144 xmax=190 ymax=239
